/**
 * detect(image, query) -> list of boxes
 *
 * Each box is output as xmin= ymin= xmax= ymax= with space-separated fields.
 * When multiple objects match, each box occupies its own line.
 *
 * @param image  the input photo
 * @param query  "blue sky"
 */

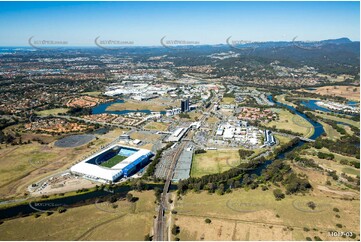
xmin=0 ymin=1 xmax=359 ymax=46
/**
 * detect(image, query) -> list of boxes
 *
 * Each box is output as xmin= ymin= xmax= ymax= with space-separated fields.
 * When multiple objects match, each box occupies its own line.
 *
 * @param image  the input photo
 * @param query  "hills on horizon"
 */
xmin=0 ymin=37 xmax=359 ymax=49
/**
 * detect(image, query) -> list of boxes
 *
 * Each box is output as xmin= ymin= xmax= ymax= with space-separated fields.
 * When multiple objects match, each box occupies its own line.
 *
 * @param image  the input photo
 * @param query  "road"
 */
xmin=273 ymin=131 xmax=315 ymax=142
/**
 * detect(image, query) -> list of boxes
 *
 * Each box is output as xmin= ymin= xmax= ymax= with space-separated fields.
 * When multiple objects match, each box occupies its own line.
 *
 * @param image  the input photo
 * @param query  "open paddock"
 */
xmin=173 ymin=188 xmax=359 ymax=241
xmin=143 ymin=122 xmax=169 ymax=131
xmin=191 ymin=150 xmax=241 ymax=178
xmin=266 ymin=108 xmax=314 ymax=137
xmin=0 ymin=191 xmax=156 ymax=241
xmin=305 ymin=86 xmax=360 ymax=101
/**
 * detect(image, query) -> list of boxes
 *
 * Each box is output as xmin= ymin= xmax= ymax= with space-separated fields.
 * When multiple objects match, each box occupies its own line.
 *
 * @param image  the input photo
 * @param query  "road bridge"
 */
xmin=273 ymin=131 xmax=315 ymax=142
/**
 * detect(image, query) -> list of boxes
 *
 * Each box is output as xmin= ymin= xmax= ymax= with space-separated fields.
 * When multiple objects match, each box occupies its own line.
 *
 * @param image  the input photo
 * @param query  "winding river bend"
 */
xmin=246 ymin=96 xmax=325 ymax=177
xmin=0 ymin=96 xmax=325 ymax=220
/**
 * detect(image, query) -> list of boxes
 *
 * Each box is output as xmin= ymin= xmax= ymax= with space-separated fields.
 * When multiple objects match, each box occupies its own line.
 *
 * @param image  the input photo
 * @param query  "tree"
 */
xmin=144 ymin=234 xmax=152 ymax=241
xmin=307 ymin=201 xmax=316 ymax=210
xmin=171 ymin=225 xmax=180 ymax=235
xmin=216 ymin=184 xmax=225 ymax=195
xmin=57 ymin=206 xmax=67 ymax=213
xmin=273 ymin=189 xmax=285 ymax=200
xmin=126 ymin=193 xmax=134 ymax=202
xmin=205 ymin=218 xmax=212 ymax=224
xmin=108 ymin=195 xmax=117 ymax=203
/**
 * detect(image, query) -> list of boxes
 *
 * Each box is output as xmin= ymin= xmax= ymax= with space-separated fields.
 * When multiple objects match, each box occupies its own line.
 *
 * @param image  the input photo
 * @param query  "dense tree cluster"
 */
xmin=314 ymin=137 xmax=360 ymax=159
xmin=238 ymin=149 xmax=255 ymax=159
xmin=67 ymin=107 xmax=92 ymax=116
xmin=317 ymin=152 xmax=335 ymax=160
xmin=194 ymin=149 xmax=206 ymax=154
xmin=177 ymin=138 xmax=312 ymax=197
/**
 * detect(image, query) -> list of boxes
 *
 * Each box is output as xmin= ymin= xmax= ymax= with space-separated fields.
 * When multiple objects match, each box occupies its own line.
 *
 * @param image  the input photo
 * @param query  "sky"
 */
xmin=0 ymin=1 xmax=359 ymax=46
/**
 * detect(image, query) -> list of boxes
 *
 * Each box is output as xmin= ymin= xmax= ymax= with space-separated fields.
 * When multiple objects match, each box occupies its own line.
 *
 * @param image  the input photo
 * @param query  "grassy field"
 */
xmin=320 ymin=147 xmax=360 ymax=164
xmin=339 ymin=124 xmax=354 ymax=136
xmin=221 ymin=97 xmax=235 ymax=104
xmin=0 ymin=143 xmax=58 ymax=190
xmin=266 ymin=108 xmax=314 ymax=137
xmin=303 ymin=147 xmax=359 ymax=164
xmin=311 ymin=111 xmax=360 ymax=128
xmin=107 ymin=98 xmax=178 ymax=112
xmin=309 ymin=86 xmax=360 ymax=101
xmin=173 ymin=187 xmax=359 ymax=241
xmin=274 ymin=135 xmax=292 ymax=145
xmin=0 ymin=191 xmax=156 ymax=241
xmin=301 ymin=153 xmax=359 ymax=178
xmin=130 ymin=131 xmax=161 ymax=143
xmin=100 ymin=155 xmax=127 ymax=168
xmin=342 ymin=167 xmax=360 ymax=176
xmin=36 ymin=108 xmax=70 ymax=116
xmin=319 ymin=121 xmax=341 ymax=141
xmin=0 ymin=128 xmax=127 ymax=199
xmin=143 ymin=122 xmax=169 ymax=131
xmin=274 ymin=94 xmax=296 ymax=107
xmin=188 ymin=111 xmax=202 ymax=121
xmin=206 ymin=116 xmax=219 ymax=124
xmin=191 ymin=150 xmax=241 ymax=178
xmin=177 ymin=111 xmax=202 ymax=121
xmin=300 ymin=147 xmax=359 ymax=178
xmin=82 ymin=91 xmax=102 ymax=97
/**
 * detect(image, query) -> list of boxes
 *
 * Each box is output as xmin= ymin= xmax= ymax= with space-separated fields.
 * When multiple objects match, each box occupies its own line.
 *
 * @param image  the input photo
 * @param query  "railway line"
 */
xmin=154 ymin=141 xmax=187 ymax=241
xmin=153 ymin=95 xmax=218 ymax=241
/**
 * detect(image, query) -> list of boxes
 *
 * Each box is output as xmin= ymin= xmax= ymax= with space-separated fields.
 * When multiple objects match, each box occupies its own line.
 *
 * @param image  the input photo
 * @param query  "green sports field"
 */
xmin=100 ymin=155 xmax=127 ymax=168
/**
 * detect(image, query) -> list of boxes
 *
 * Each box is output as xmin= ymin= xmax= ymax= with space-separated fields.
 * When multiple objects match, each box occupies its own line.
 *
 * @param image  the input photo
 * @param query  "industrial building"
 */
xmin=70 ymin=144 xmax=153 ymax=183
xmin=166 ymin=108 xmax=181 ymax=116
xmin=166 ymin=126 xmax=190 ymax=142
xmin=264 ymin=130 xmax=276 ymax=146
xmin=215 ymin=121 xmax=259 ymax=145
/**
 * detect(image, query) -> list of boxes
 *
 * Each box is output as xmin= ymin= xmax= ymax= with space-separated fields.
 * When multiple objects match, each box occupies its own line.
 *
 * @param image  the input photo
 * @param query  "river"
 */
xmin=246 ymin=96 xmax=325 ymax=177
xmin=0 ymin=184 xmax=174 ymax=220
xmin=301 ymin=99 xmax=359 ymax=116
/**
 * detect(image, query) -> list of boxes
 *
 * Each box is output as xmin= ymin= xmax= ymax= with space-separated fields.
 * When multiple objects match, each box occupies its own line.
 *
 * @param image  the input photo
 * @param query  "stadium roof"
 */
xmin=70 ymin=144 xmax=152 ymax=182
